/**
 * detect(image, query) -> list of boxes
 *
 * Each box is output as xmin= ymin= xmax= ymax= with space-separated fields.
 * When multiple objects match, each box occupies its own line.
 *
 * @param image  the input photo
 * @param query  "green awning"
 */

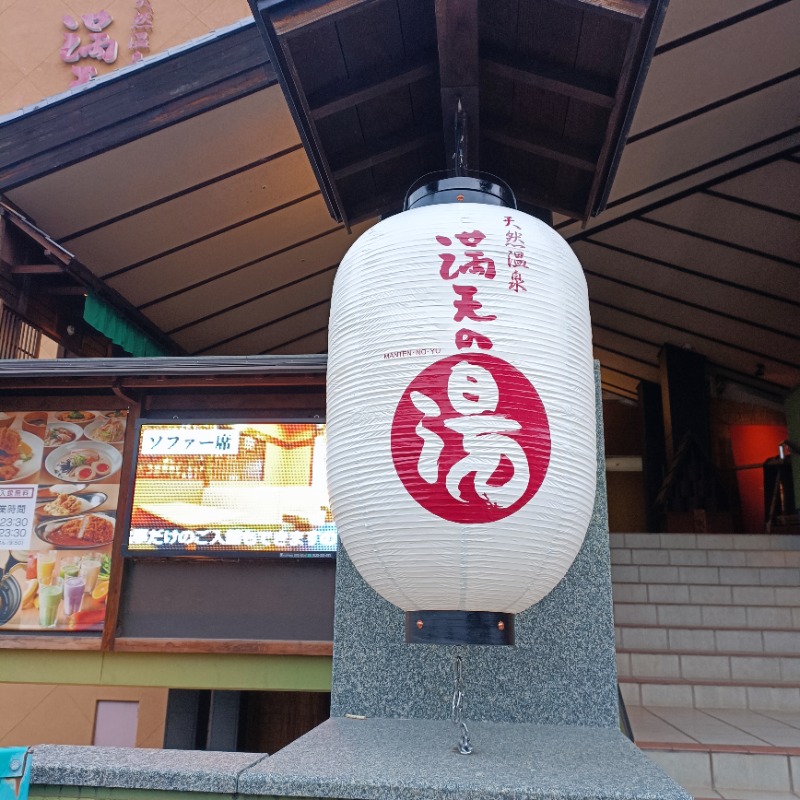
xmin=83 ymin=294 xmax=170 ymax=358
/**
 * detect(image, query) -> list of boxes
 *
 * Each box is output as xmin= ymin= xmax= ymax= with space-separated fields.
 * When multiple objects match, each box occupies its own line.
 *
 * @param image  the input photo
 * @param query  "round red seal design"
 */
xmin=390 ymin=353 xmax=551 ymax=523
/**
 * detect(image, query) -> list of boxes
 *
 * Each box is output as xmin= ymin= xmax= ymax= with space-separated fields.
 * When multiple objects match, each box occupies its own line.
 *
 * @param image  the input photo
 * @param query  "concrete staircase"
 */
xmin=611 ymin=532 xmax=800 ymax=800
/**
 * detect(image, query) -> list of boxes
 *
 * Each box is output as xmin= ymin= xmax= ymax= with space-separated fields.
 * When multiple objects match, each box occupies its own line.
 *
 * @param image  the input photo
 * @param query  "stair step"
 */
xmin=621 ymin=679 xmax=800 ymax=711
xmin=628 ymin=706 xmax=800 ymax=748
xmin=615 ymin=603 xmax=800 ymax=629
xmin=610 ymin=533 xmax=800 ymax=552
xmin=643 ymin=747 xmax=797 ymax=796
xmin=612 ymin=548 xmax=800 ymax=569
xmin=613 ymin=583 xmax=800 ymax=607
xmin=610 ymin=533 xmax=800 ymax=796
xmin=616 ymin=625 xmax=798 ymax=654
xmin=612 ymin=564 xmax=800 ymax=586
xmin=616 ymin=651 xmax=800 ymax=682
xmin=628 ymin=706 xmax=800 ymax=796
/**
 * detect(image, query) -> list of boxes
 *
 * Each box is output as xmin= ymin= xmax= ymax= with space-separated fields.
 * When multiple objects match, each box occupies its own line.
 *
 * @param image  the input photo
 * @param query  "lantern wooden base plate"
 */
xmin=405 ymin=611 xmax=514 ymax=646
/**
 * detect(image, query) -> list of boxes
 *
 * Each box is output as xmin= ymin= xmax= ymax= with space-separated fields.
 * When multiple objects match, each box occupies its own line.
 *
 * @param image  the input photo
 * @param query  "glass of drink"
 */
xmin=38 ymin=578 xmax=63 ymax=628
xmin=63 ymin=575 xmax=85 ymax=616
xmin=37 ymin=552 xmax=56 ymax=586
xmin=79 ymin=554 xmax=102 ymax=593
xmin=25 ymin=552 xmax=38 ymax=580
xmin=59 ymin=555 xmax=80 ymax=580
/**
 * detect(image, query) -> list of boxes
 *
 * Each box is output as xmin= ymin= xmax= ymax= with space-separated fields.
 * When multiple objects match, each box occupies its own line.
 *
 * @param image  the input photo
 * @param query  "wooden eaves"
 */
xmin=249 ymin=0 xmax=669 ymax=225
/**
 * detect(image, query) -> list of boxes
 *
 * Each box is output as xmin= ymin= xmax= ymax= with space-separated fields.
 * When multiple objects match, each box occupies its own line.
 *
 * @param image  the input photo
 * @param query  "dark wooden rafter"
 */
xmin=309 ymin=59 xmax=437 ymax=120
xmin=483 ymin=127 xmax=597 ymax=171
xmin=251 ymin=1 xmax=348 ymax=224
xmin=9 ymin=263 xmax=64 ymax=275
xmin=435 ymin=0 xmax=480 ymax=171
xmin=600 ymin=363 xmax=643 ymax=385
xmin=482 ymin=54 xmax=616 ymax=109
xmin=586 ymin=0 xmax=669 ymax=215
xmin=593 ymin=342 xmax=658 ymax=369
xmin=554 ymin=0 xmax=648 ymax=20
xmin=332 ymin=130 xmax=441 ymax=180
xmin=265 ymin=0 xmax=368 ymax=36
xmin=46 ymin=287 xmax=89 ymax=295
xmin=582 ymin=15 xmax=646 ymax=217
xmin=601 ymin=382 xmax=638 ymax=400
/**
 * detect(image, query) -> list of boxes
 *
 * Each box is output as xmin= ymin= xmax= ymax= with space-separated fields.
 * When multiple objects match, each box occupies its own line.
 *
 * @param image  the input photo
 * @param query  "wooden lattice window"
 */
xmin=0 ymin=304 xmax=41 ymax=359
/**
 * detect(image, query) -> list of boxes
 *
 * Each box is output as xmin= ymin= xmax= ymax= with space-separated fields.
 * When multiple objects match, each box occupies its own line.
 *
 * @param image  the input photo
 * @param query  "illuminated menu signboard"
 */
xmin=126 ymin=422 xmax=336 ymax=557
xmin=0 ymin=408 xmax=126 ymax=633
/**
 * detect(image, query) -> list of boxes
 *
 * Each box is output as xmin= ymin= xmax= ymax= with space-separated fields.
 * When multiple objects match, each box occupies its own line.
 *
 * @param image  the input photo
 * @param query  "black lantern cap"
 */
xmin=405 ymin=171 xmax=516 ymax=211
xmin=406 ymin=610 xmax=515 ymax=646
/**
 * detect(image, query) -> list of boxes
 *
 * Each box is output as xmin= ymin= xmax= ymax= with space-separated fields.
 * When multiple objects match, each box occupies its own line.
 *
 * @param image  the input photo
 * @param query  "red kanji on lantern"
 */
xmin=452 ymin=285 xmax=496 ymax=323
xmin=436 ymin=231 xmax=496 ymax=280
xmin=391 ymin=353 xmax=551 ymax=523
xmin=456 ymin=329 xmax=493 ymax=351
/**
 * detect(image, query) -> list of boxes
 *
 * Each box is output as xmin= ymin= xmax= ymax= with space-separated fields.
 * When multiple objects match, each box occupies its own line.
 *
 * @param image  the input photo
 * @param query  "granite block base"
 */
xmin=238 ymin=716 xmax=692 ymax=800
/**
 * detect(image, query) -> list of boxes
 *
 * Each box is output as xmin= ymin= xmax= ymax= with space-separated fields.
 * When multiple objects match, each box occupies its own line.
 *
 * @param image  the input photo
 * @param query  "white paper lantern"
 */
xmin=327 ymin=201 xmax=596 ymax=624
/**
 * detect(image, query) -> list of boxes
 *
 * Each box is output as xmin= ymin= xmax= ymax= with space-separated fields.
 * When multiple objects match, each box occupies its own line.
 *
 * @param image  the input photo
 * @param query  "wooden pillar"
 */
xmin=638 ymin=379 xmax=666 ymax=532
xmin=659 ymin=343 xmax=710 ymax=460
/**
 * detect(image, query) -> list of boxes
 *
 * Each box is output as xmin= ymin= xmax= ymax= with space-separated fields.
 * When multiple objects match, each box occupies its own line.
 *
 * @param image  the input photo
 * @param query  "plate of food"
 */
xmin=45 ymin=442 xmax=122 ymax=483
xmin=55 ymin=410 xmax=97 ymax=426
xmin=0 ymin=412 xmax=17 ymax=429
xmin=37 ymin=491 xmax=107 ymax=518
xmin=84 ymin=416 xmax=126 ymax=444
xmin=102 ymin=410 xmax=128 ymax=419
xmin=0 ymin=429 xmax=43 ymax=483
xmin=35 ymin=512 xmax=116 ymax=549
xmin=37 ymin=482 xmax=87 ymax=498
xmin=42 ymin=421 xmax=83 ymax=449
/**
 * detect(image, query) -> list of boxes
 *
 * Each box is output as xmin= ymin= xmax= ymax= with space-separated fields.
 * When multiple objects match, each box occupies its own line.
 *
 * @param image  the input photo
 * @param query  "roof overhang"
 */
xmin=0 ymin=4 xmax=796 ymax=400
xmin=249 ymin=0 xmax=669 ymax=224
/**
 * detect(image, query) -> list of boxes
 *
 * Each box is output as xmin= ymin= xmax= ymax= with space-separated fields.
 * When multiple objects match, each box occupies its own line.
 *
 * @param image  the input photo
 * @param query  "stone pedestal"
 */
xmin=235 ymin=365 xmax=690 ymax=800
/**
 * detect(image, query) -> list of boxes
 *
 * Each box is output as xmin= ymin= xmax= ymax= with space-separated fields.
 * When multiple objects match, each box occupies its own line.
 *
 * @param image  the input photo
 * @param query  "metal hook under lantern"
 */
xmin=326 ymin=172 xmax=596 ymax=646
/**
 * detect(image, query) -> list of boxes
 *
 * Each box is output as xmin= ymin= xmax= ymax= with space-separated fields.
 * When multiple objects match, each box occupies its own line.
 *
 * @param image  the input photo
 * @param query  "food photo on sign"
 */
xmin=0 ymin=409 xmax=126 ymax=632
xmin=125 ymin=422 xmax=336 ymax=557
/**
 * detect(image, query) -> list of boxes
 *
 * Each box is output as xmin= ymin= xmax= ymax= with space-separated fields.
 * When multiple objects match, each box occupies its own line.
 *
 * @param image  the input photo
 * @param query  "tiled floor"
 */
xmin=632 ymin=706 xmax=800 ymax=798
xmin=629 ymin=706 xmax=800 ymax=750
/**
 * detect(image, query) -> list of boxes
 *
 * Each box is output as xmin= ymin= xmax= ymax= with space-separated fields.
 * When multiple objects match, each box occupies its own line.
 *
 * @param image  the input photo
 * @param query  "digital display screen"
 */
xmin=125 ymin=422 xmax=336 ymax=557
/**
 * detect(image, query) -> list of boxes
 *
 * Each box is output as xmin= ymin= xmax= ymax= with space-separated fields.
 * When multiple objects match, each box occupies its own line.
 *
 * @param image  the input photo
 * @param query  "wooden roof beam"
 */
xmin=582 ymin=11 xmax=647 ymax=217
xmin=483 ymin=54 xmax=616 ymax=109
xmin=436 ymin=0 xmax=479 ymax=171
xmin=10 ymin=263 xmax=65 ymax=275
xmin=553 ymin=0 xmax=648 ymax=20
xmin=263 ymin=0 xmax=368 ymax=37
xmin=483 ymin=127 xmax=597 ymax=172
xmin=309 ymin=59 xmax=437 ymax=120
xmin=332 ymin=130 xmax=441 ymax=180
